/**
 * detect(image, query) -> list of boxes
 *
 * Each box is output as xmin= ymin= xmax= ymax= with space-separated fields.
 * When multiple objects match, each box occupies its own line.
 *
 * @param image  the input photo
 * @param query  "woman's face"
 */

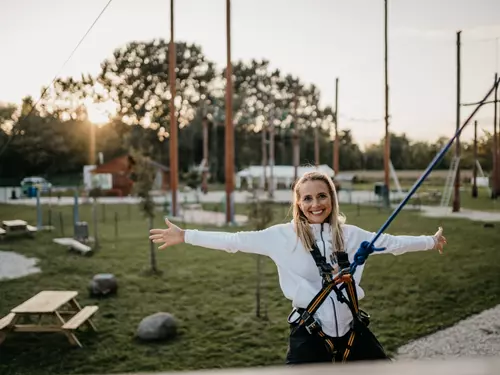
xmin=297 ymin=180 xmax=333 ymax=224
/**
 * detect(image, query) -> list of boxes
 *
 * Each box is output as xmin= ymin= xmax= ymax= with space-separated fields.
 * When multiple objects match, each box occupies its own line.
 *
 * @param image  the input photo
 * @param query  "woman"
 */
xmin=149 ymin=171 xmax=447 ymax=364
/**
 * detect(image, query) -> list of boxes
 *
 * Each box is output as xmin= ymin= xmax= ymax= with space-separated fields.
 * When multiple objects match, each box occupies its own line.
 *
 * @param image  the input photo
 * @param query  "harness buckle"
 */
xmin=301 ymin=311 xmax=321 ymax=335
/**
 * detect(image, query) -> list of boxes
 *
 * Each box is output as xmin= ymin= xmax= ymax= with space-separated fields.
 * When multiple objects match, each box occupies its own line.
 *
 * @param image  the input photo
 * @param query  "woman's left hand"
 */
xmin=433 ymin=226 xmax=447 ymax=254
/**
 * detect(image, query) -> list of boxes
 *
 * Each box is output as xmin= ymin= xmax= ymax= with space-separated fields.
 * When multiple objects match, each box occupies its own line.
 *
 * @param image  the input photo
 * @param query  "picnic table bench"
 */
xmin=0 ymin=290 xmax=98 ymax=348
xmin=0 ymin=220 xmax=37 ymax=239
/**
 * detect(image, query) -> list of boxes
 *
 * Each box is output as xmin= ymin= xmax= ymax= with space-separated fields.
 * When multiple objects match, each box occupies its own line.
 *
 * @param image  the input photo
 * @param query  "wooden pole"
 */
xmin=202 ymin=114 xmax=209 ymax=194
xmin=472 ymin=120 xmax=478 ymax=198
xmin=314 ymin=125 xmax=319 ymax=167
xmin=333 ymin=77 xmax=339 ymax=175
xmin=89 ymin=123 xmax=96 ymax=165
xmin=269 ymin=111 xmax=275 ymax=198
xmin=293 ymin=94 xmax=299 ymax=182
xmin=452 ymin=30 xmax=461 ymax=212
xmin=225 ymin=0 xmax=234 ymax=224
xmin=493 ymin=73 xmax=498 ymax=199
xmin=383 ymin=0 xmax=391 ymax=206
xmin=261 ymin=123 xmax=267 ymax=190
xmin=169 ymin=0 xmax=178 ymax=217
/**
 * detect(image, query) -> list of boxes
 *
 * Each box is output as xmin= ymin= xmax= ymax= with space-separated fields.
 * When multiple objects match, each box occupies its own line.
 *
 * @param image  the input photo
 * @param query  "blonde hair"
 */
xmin=292 ymin=171 xmax=345 ymax=253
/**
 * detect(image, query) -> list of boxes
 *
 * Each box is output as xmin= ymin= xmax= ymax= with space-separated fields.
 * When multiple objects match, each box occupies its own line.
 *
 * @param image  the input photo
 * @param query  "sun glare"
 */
xmin=85 ymin=100 xmax=117 ymax=125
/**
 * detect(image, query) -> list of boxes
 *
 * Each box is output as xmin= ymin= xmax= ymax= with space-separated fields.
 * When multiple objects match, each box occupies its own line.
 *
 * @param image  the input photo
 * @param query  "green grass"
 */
xmin=0 ymin=202 xmax=499 ymax=375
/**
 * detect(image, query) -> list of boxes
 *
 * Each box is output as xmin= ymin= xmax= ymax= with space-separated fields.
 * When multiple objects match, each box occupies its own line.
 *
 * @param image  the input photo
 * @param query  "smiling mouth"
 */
xmin=311 ymin=210 xmax=324 ymax=215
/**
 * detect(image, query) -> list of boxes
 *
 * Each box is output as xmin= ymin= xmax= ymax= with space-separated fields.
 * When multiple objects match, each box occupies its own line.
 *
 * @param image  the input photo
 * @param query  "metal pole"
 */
xmin=169 ymin=0 xmax=178 ymax=217
xmin=472 ymin=120 xmax=478 ymax=198
xmin=225 ymin=0 xmax=234 ymax=224
xmin=453 ymin=30 xmax=461 ymax=212
xmin=333 ymin=77 xmax=339 ymax=175
xmin=383 ymin=0 xmax=391 ymax=206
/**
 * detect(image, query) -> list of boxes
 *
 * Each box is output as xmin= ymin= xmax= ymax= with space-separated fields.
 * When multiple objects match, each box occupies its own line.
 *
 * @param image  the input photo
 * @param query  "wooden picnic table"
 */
xmin=0 ymin=290 xmax=98 ymax=348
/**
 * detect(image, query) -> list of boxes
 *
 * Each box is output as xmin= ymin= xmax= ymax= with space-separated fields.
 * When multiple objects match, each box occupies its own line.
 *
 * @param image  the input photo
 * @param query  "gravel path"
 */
xmin=397 ymin=304 xmax=500 ymax=359
xmin=0 ymin=250 xmax=41 ymax=281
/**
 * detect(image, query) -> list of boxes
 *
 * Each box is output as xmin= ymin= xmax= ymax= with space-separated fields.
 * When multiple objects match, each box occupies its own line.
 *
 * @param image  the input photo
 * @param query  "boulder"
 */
xmin=88 ymin=273 xmax=118 ymax=297
xmin=136 ymin=312 xmax=177 ymax=341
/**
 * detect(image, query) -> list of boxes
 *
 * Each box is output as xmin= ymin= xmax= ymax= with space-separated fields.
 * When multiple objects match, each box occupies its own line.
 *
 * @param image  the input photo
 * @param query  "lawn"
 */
xmin=0 ymin=201 xmax=499 ymax=375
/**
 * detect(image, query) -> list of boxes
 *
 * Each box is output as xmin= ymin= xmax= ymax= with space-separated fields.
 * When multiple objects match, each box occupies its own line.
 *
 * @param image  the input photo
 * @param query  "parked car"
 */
xmin=20 ymin=177 xmax=52 ymax=197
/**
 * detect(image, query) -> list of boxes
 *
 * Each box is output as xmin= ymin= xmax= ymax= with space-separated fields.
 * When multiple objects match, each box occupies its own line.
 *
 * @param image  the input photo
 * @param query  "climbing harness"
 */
xmin=290 ymin=243 xmax=385 ymax=362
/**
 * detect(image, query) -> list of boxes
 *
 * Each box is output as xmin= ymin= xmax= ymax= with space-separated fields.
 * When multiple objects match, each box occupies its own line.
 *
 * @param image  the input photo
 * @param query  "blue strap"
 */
xmin=350 ymin=77 xmax=499 ymax=275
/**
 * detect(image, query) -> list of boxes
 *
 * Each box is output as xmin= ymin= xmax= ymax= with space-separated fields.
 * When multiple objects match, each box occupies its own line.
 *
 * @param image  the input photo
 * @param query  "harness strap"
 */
xmin=292 ymin=243 xmax=363 ymax=362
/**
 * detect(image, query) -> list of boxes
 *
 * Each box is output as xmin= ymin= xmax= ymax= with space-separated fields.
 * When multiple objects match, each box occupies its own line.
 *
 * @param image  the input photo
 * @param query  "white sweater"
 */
xmin=184 ymin=221 xmax=436 ymax=337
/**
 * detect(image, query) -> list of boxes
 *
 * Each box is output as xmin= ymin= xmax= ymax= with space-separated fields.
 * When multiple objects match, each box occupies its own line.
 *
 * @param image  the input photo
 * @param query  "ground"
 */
xmin=0 ymin=198 xmax=499 ymax=375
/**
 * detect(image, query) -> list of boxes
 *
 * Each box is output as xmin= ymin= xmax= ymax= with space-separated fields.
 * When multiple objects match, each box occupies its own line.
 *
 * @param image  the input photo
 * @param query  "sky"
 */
xmin=1 ymin=0 xmax=500 ymax=147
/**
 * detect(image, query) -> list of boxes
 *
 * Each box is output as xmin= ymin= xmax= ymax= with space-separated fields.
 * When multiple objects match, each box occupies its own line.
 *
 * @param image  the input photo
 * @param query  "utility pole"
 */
xmin=169 ymin=0 xmax=178 ymax=217
xmin=452 ymin=30 xmax=461 ymax=212
xmin=472 ymin=120 xmax=478 ymax=198
xmin=383 ymin=0 xmax=391 ymax=207
xmin=333 ymin=77 xmax=339 ymax=175
xmin=224 ymin=0 xmax=235 ymax=224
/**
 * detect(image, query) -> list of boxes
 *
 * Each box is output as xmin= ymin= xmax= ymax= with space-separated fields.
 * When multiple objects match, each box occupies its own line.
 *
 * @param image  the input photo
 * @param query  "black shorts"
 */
xmin=285 ymin=322 xmax=390 ymax=364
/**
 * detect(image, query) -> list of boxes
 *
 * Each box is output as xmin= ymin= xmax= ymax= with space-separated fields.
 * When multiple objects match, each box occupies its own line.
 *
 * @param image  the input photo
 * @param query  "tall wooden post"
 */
xmin=383 ymin=0 xmax=391 ymax=206
xmin=89 ymin=123 xmax=96 ymax=165
xmin=452 ymin=30 xmax=461 ymax=212
xmin=201 ymin=115 xmax=209 ymax=194
xmin=169 ymin=0 xmax=178 ymax=217
xmin=293 ymin=95 xmax=300 ymax=182
xmin=472 ymin=120 xmax=478 ymax=198
xmin=333 ymin=77 xmax=339 ymax=175
xmin=261 ymin=123 xmax=267 ymax=189
xmin=269 ymin=111 xmax=275 ymax=198
xmin=225 ymin=0 xmax=234 ymax=224
xmin=314 ymin=125 xmax=319 ymax=167
xmin=492 ymin=73 xmax=498 ymax=199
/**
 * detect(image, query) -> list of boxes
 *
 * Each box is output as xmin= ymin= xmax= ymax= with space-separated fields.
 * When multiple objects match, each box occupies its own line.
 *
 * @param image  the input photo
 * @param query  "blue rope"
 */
xmin=349 ymin=77 xmax=500 ymax=275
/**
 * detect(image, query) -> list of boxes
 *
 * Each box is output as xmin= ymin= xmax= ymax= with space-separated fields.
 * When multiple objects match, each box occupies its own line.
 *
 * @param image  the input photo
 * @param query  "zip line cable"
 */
xmin=0 ymin=0 xmax=114 ymax=157
xmin=350 ymin=76 xmax=500 ymax=274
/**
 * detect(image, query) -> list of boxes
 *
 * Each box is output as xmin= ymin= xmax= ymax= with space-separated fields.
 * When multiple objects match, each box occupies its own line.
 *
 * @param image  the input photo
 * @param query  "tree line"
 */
xmin=0 ymin=39 xmax=496 ymax=184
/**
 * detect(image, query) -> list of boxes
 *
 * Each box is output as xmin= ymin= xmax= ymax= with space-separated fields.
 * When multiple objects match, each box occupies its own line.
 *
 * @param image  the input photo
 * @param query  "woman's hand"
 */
xmin=433 ymin=226 xmax=447 ymax=254
xmin=149 ymin=218 xmax=185 ymax=249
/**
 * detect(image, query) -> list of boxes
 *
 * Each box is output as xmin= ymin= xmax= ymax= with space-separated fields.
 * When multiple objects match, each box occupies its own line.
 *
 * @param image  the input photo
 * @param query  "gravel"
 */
xmin=0 ymin=250 xmax=41 ymax=281
xmin=397 ymin=305 xmax=500 ymax=359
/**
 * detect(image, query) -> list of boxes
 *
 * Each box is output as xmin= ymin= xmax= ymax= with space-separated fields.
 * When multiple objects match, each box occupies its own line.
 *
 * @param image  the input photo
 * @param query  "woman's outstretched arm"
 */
xmin=149 ymin=218 xmax=285 ymax=257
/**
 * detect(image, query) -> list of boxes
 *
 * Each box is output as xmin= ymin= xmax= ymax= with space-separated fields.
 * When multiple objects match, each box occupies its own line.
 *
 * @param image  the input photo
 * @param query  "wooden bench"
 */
xmin=62 ymin=305 xmax=99 ymax=330
xmin=53 ymin=238 xmax=92 ymax=255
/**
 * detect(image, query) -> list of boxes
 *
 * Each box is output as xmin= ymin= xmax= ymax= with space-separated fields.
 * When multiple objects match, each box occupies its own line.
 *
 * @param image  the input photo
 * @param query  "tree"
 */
xmin=131 ymin=148 xmax=160 ymax=274
xmin=247 ymin=190 xmax=274 ymax=319
xmin=99 ymin=40 xmax=216 ymax=130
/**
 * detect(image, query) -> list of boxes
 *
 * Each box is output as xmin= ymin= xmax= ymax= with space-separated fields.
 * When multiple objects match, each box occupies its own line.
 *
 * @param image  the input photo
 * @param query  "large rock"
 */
xmin=136 ymin=312 xmax=177 ymax=341
xmin=88 ymin=273 xmax=118 ymax=297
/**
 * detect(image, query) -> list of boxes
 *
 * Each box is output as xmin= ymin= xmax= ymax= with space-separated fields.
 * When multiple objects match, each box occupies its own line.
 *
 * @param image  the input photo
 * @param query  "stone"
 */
xmin=88 ymin=273 xmax=118 ymax=297
xmin=136 ymin=312 xmax=177 ymax=341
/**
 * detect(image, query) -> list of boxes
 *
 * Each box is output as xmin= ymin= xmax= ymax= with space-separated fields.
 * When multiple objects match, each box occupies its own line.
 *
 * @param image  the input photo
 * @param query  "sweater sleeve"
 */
xmin=184 ymin=224 xmax=284 ymax=257
xmin=345 ymin=224 xmax=436 ymax=256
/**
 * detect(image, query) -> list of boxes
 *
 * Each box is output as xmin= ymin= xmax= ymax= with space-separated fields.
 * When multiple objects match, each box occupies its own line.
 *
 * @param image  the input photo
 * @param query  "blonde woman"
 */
xmin=149 ymin=171 xmax=447 ymax=364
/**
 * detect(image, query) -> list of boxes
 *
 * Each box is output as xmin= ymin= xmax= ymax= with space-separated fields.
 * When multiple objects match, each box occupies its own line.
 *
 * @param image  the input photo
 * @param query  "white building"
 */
xmin=235 ymin=164 xmax=335 ymax=189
